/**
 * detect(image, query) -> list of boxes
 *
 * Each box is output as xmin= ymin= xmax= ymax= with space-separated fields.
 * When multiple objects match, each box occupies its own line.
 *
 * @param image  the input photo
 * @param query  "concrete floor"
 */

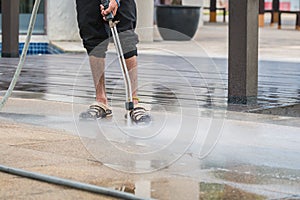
xmin=0 ymin=97 xmax=300 ymax=199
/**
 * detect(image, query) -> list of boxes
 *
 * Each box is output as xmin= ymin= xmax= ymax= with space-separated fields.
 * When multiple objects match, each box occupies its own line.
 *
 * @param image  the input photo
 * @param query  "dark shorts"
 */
xmin=75 ymin=0 xmax=139 ymax=59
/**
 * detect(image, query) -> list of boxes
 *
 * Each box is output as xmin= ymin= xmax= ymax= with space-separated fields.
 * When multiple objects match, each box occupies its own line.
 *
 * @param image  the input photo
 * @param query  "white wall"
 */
xmin=182 ymin=0 xmax=203 ymax=5
xmin=136 ymin=0 xmax=154 ymax=42
xmin=47 ymin=0 xmax=80 ymax=41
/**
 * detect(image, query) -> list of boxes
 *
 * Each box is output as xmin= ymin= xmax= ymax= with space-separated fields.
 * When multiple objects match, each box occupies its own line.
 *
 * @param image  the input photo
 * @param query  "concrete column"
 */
xmin=228 ymin=0 xmax=258 ymax=104
xmin=46 ymin=0 xmax=80 ymax=41
xmin=136 ymin=0 xmax=154 ymax=42
xmin=1 ymin=0 xmax=19 ymax=57
xmin=259 ymin=0 xmax=265 ymax=27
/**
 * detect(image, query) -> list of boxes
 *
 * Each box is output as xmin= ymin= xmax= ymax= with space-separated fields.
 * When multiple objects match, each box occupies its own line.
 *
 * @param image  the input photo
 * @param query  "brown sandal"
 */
xmin=128 ymin=105 xmax=151 ymax=123
xmin=80 ymin=102 xmax=112 ymax=120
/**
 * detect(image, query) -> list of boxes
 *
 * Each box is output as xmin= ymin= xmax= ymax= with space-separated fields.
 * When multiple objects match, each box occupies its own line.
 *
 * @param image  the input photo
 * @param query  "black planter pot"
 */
xmin=156 ymin=5 xmax=201 ymax=41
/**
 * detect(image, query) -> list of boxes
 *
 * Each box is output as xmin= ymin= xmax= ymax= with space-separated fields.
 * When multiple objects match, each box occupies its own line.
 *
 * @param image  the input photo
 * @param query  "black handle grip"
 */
xmin=101 ymin=0 xmax=114 ymax=21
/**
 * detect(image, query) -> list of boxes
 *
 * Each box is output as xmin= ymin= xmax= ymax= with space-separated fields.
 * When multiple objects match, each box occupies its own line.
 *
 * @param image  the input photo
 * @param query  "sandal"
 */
xmin=128 ymin=104 xmax=151 ymax=123
xmin=79 ymin=102 xmax=112 ymax=120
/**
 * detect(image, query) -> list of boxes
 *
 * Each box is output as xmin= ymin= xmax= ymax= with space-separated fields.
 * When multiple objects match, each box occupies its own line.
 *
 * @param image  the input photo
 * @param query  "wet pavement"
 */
xmin=0 ymin=21 xmax=300 ymax=199
xmin=1 ymin=22 xmax=300 ymax=113
xmin=1 ymin=98 xmax=300 ymax=199
xmin=0 ymin=52 xmax=299 ymax=112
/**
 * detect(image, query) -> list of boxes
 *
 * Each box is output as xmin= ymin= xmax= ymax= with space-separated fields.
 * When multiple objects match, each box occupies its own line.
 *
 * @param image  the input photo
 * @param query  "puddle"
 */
xmin=91 ymin=178 xmax=267 ymax=200
xmin=214 ymin=170 xmax=261 ymax=185
xmin=249 ymin=103 xmax=300 ymax=117
xmin=0 ymin=113 xmax=76 ymax=133
xmin=199 ymin=182 xmax=265 ymax=200
xmin=212 ymin=165 xmax=300 ymax=185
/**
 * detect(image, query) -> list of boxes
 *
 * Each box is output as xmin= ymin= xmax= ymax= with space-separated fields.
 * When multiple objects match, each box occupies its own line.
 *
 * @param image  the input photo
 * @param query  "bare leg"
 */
xmin=125 ymin=56 xmax=151 ymax=123
xmin=125 ymin=56 xmax=138 ymax=104
xmin=89 ymin=56 xmax=107 ymax=105
xmin=79 ymin=56 xmax=111 ymax=120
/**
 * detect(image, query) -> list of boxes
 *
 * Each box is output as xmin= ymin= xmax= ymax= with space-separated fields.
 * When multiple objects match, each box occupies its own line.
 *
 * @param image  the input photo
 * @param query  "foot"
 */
xmin=128 ymin=104 xmax=151 ymax=124
xmin=80 ymin=102 xmax=112 ymax=120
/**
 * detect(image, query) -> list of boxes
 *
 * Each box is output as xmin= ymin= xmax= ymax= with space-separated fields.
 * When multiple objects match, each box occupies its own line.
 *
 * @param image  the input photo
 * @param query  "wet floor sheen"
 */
xmin=1 ymin=102 xmax=300 ymax=198
xmin=0 ymin=53 xmax=299 ymax=112
xmin=91 ymin=166 xmax=300 ymax=200
xmin=93 ymin=178 xmax=267 ymax=200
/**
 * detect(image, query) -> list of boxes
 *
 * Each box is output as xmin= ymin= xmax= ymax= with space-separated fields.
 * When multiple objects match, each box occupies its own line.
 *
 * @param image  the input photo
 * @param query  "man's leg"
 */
xmin=78 ymin=55 xmax=112 ymax=120
xmin=89 ymin=56 xmax=107 ymax=105
xmin=125 ymin=55 xmax=151 ymax=123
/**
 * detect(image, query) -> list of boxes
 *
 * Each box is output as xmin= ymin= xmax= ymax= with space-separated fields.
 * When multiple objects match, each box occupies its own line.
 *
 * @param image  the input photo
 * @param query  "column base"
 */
xmin=259 ymin=14 xmax=264 ymax=27
xmin=1 ymin=52 xmax=19 ymax=58
xmin=273 ymin=12 xmax=279 ymax=23
xmin=209 ymin=12 xmax=217 ymax=22
xmin=228 ymin=96 xmax=257 ymax=105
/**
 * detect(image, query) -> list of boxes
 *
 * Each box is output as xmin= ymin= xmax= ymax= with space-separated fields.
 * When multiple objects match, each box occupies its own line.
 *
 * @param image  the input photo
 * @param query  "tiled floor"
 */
xmin=0 ymin=42 xmax=63 ymax=55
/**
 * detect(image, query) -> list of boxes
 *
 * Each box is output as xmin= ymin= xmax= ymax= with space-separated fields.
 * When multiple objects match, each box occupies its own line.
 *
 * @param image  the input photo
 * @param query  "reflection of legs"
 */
xmin=125 ymin=56 xmax=138 ymax=104
xmin=89 ymin=56 xmax=107 ymax=105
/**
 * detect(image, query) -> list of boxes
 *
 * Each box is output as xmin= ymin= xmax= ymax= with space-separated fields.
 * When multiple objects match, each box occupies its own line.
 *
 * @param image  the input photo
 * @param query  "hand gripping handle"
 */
xmin=101 ymin=0 xmax=114 ymax=21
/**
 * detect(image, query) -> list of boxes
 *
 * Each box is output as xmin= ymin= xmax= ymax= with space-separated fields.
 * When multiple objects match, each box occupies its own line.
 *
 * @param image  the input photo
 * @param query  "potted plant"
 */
xmin=156 ymin=0 xmax=201 ymax=41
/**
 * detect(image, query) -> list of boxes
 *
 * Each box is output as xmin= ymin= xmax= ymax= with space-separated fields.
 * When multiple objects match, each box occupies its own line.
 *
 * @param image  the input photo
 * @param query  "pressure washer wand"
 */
xmin=101 ymin=0 xmax=134 ymax=118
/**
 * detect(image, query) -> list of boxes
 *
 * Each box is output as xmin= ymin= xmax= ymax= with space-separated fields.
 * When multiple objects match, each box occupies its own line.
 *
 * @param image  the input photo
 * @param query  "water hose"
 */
xmin=0 ymin=0 xmax=41 ymax=111
xmin=0 ymin=2 xmax=150 ymax=199
xmin=0 ymin=164 xmax=150 ymax=200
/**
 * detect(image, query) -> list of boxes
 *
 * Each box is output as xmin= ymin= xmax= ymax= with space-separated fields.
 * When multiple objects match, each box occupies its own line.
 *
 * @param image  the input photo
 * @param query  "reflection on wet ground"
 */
xmin=213 ymin=166 xmax=300 ymax=186
xmin=92 ymin=170 xmax=299 ymax=200
xmin=199 ymin=182 xmax=265 ymax=200
xmin=0 ymin=53 xmax=299 ymax=113
xmin=91 ymin=178 xmax=267 ymax=200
